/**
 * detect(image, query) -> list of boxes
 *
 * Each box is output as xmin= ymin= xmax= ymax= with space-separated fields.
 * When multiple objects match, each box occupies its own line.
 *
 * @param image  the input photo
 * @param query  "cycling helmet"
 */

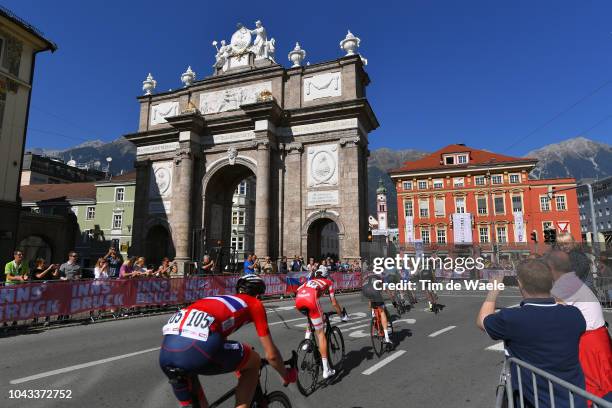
xmin=236 ymin=275 xmax=266 ymax=296
xmin=314 ymin=267 xmax=329 ymax=279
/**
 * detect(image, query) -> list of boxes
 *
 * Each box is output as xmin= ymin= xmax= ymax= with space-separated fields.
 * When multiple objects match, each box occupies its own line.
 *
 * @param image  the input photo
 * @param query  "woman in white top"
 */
xmin=94 ymin=257 xmax=110 ymax=280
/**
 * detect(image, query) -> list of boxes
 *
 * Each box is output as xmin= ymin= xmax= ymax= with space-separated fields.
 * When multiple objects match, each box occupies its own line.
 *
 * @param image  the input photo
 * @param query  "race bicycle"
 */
xmin=163 ymin=351 xmax=297 ymax=408
xmin=371 ymin=306 xmax=394 ymax=357
xmin=392 ymin=293 xmax=409 ymax=316
xmin=296 ymin=309 xmax=346 ymax=396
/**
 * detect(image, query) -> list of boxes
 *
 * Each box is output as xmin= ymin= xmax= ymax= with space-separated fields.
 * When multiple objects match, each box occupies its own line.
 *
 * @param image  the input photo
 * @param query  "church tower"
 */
xmin=376 ymin=178 xmax=388 ymax=231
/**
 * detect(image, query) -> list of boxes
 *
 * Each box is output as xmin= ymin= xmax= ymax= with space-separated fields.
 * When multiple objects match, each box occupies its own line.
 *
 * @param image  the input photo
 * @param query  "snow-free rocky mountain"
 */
xmin=28 ymin=136 xmax=611 ymax=228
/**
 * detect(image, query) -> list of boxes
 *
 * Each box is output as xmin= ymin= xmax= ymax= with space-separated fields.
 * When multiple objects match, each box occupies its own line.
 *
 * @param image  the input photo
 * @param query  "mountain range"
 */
xmin=28 ymin=136 xmax=611 ymax=227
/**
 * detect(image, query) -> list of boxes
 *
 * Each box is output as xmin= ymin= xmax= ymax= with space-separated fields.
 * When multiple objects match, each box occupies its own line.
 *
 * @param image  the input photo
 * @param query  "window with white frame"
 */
xmin=543 ymin=221 xmax=553 ymax=231
xmin=403 ymin=181 xmax=412 ymax=190
xmin=115 ymin=187 xmax=125 ymax=202
xmin=509 ymin=174 xmax=520 ymax=184
xmin=419 ymin=199 xmax=429 ymax=217
xmin=437 ymin=228 xmax=446 ymax=244
xmin=231 ymin=236 xmax=245 ymax=251
xmin=455 ymin=197 xmax=466 ymax=213
xmin=433 ymin=179 xmax=444 ymax=189
xmin=556 ymin=195 xmax=566 ymax=211
xmin=421 ymin=228 xmax=430 ymax=244
xmin=434 ymin=197 xmax=445 ymax=216
xmin=86 ymin=206 xmax=95 ymax=220
xmin=235 ymin=181 xmax=247 ymax=195
xmin=404 ymin=200 xmax=413 ymax=217
xmin=418 ymin=180 xmax=428 ymax=190
xmin=512 ymin=195 xmax=523 ymax=212
xmin=494 ymin=195 xmax=505 ymax=214
xmin=475 ymin=175 xmax=486 ymax=186
xmin=540 ymin=196 xmax=551 ymax=211
xmin=479 ymin=227 xmax=489 ymax=243
xmin=444 ymin=156 xmax=454 ymax=165
xmin=496 ymin=226 xmax=507 ymax=243
xmin=491 ymin=175 xmax=503 ymax=185
xmin=457 ymin=154 xmax=468 ymax=164
xmin=232 ymin=210 xmax=245 ymax=225
xmin=477 ymin=196 xmax=487 ymax=215
xmin=112 ymin=213 xmax=123 ymax=229
xmin=453 ymin=177 xmax=464 ymax=187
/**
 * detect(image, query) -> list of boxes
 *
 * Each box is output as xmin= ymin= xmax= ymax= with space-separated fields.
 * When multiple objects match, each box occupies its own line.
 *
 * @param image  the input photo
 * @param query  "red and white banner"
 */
xmin=0 ymin=273 xmax=363 ymax=323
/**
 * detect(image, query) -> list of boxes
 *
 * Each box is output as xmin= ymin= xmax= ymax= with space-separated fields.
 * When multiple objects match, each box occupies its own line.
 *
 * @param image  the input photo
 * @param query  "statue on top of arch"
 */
xmin=212 ymin=20 xmax=276 ymax=72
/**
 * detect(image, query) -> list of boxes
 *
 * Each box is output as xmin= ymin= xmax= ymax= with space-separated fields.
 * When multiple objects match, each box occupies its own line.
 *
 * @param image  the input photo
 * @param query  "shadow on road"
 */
xmin=329 ymin=345 xmax=375 ymax=384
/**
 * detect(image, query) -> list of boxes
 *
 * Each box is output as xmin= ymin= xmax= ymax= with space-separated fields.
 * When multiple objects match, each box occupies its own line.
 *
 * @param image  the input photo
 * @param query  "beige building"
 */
xmin=0 ymin=6 xmax=56 ymax=261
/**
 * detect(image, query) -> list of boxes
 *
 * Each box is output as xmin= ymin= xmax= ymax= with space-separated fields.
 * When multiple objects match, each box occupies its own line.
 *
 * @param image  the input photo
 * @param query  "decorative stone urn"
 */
xmin=288 ymin=42 xmax=306 ymax=67
xmin=180 ymin=66 xmax=196 ymax=87
xmin=340 ymin=30 xmax=360 ymax=56
xmin=142 ymin=73 xmax=157 ymax=95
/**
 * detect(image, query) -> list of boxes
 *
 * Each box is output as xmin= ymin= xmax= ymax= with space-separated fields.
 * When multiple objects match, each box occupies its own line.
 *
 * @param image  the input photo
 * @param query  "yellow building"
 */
xmin=0 ymin=6 xmax=56 ymax=260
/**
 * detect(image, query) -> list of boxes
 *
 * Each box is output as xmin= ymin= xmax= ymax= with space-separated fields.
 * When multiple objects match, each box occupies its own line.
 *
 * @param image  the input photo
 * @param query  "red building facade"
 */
xmin=388 ymin=144 xmax=581 ymax=258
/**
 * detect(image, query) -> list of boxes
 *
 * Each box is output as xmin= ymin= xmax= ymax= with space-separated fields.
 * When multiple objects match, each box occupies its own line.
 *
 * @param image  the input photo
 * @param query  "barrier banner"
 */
xmin=0 ymin=273 xmax=365 ymax=323
xmin=331 ymin=272 xmax=362 ymax=290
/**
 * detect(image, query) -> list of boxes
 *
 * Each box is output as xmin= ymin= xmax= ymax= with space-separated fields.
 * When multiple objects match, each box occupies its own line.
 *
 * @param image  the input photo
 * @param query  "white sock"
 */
xmin=384 ymin=329 xmax=391 ymax=342
xmin=322 ymin=358 xmax=330 ymax=372
xmin=305 ymin=330 xmax=311 ymax=340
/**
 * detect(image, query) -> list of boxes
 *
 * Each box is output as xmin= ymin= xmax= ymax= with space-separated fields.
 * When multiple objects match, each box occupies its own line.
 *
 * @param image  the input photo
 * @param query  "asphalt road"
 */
xmin=0 ymin=288 xmax=553 ymax=408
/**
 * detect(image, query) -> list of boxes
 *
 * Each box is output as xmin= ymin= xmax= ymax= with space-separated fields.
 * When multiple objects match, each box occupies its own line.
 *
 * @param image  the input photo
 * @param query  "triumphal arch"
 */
xmin=125 ymin=22 xmax=378 ymax=271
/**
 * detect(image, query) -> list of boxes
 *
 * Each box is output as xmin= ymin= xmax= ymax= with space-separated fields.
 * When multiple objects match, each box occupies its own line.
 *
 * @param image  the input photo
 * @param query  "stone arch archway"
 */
xmin=302 ymin=211 xmax=345 ymax=261
xmin=144 ymin=220 xmax=174 ymax=266
xmin=201 ymin=158 xmax=257 ymax=259
xmin=18 ymin=235 xmax=53 ymax=266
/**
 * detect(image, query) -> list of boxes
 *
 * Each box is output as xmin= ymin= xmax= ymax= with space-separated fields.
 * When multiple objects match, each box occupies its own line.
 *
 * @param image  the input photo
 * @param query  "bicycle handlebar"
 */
xmin=260 ymin=350 xmax=298 ymax=369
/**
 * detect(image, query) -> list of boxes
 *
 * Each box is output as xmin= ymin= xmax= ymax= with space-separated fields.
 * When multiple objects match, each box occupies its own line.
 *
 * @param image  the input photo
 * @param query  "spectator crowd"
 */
xmin=477 ymin=232 xmax=612 ymax=407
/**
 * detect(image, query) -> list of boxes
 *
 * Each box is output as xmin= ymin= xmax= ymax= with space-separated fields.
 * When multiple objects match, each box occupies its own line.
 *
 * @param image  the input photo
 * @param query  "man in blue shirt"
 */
xmin=243 ymin=254 xmax=255 ymax=275
xmin=477 ymin=259 xmax=587 ymax=408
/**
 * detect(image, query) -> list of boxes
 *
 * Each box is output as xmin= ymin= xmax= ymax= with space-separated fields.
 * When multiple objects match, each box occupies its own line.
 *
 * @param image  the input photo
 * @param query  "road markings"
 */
xmin=486 ymin=342 xmax=504 ymax=352
xmin=428 ymin=326 xmax=456 ymax=337
xmin=361 ymin=350 xmax=407 ymax=375
xmin=10 ymin=347 xmax=160 ymax=385
xmin=293 ymin=314 xmax=368 ymax=328
xmin=269 ymin=316 xmax=305 ymax=326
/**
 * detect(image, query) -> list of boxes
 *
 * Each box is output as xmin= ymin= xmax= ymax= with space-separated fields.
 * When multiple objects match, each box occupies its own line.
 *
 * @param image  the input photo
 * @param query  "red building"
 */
xmin=388 ymin=144 xmax=581 ymax=260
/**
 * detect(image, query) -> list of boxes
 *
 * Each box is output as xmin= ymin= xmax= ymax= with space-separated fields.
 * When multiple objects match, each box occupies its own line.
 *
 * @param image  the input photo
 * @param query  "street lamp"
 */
xmin=106 ymin=157 xmax=113 ymax=179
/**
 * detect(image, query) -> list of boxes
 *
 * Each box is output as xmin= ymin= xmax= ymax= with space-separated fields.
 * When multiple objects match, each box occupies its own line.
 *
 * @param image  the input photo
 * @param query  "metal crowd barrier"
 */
xmin=593 ymin=276 xmax=612 ymax=306
xmin=496 ymin=357 xmax=612 ymax=408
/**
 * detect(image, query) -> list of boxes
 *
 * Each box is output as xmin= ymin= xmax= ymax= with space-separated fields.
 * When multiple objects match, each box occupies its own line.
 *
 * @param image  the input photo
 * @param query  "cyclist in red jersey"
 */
xmin=159 ymin=275 xmax=297 ymax=408
xmin=294 ymin=269 xmax=348 ymax=379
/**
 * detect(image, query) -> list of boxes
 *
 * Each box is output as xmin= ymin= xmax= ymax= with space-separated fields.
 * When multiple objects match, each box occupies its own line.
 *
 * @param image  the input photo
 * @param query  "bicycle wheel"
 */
xmin=327 ymin=326 xmax=345 ymax=370
xmin=260 ymin=391 xmax=292 ymax=408
xmin=296 ymin=339 xmax=319 ymax=396
xmin=370 ymin=317 xmax=384 ymax=357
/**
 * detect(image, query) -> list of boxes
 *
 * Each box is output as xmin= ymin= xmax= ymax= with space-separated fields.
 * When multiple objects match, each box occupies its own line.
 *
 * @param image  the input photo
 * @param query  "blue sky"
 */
xmin=6 ymin=0 xmax=612 ymax=154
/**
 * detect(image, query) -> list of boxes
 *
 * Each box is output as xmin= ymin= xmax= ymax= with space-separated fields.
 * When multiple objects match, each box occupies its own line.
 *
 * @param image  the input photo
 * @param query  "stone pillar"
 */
xmin=254 ymin=140 xmax=271 ymax=257
xmin=283 ymin=143 xmax=303 ymax=257
xmin=340 ymin=136 xmax=363 ymax=261
xmin=131 ymin=159 xmax=151 ymax=256
xmin=172 ymin=146 xmax=194 ymax=274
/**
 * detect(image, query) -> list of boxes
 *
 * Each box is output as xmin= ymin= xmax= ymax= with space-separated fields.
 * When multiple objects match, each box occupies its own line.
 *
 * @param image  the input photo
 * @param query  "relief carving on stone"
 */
xmin=150 ymin=161 xmax=173 ymax=198
xmin=303 ymin=72 xmax=342 ymax=101
xmin=150 ymin=101 xmax=179 ymax=125
xmin=199 ymin=81 xmax=272 ymax=114
xmin=227 ymin=147 xmax=238 ymax=165
xmin=307 ymin=144 xmax=339 ymax=188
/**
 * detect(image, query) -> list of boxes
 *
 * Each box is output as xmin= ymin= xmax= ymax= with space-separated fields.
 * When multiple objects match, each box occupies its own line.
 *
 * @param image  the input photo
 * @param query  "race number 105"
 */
xmin=9 ymin=389 xmax=72 ymax=399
